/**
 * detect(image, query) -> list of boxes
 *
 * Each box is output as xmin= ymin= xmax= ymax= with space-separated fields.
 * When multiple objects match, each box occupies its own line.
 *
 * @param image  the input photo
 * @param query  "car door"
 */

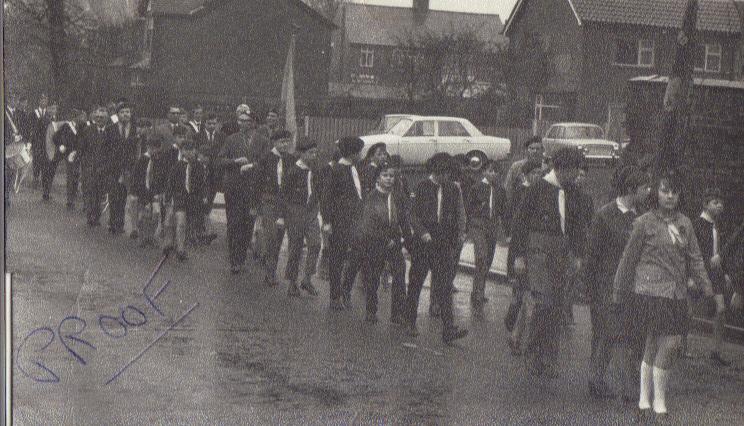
xmin=543 ymin=125 xmax=563 ymax=156
xmin=436 ymin=120 xmax=472 ymax=156
xmin=400 ymin=120 xmax=436 ymax=165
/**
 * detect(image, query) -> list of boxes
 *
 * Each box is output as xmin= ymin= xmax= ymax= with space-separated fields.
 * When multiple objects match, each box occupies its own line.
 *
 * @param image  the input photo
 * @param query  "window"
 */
xmin=404 ymin=121 xmax=435 ymax=137
xmin=360 ymin=47 xmax=374 ymax=68
xmin=439 ymin=121 xmax=470 ymax=137
xmin=546 ymin=126 xmax=561 ymax=138
xmin=614 ymin=39 xmax=654 ymax=67
xmin=563 ymin=126 xmax=604 ymax=139
xmin=694 ymin=43 xmax=722 ymax=72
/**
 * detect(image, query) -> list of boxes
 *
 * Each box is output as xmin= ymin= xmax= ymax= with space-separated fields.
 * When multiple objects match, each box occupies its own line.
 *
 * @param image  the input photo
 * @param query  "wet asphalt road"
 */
xmin=6 ymin=185 xmax=744 ymax=425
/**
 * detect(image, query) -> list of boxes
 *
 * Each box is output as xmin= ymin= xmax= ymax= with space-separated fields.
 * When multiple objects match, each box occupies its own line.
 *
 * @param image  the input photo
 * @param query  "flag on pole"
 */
xmin=281 ymin=33 xmax=297 ymax=150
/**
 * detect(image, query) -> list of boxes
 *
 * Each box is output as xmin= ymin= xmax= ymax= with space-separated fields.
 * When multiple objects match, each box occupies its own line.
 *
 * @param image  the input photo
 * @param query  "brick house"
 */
xmin=503 ymin=0 xmax=744 ymax=139
xmin=127 ymin=0 xmax=335 ymax=116
xmin=329 ymin=0 xmax=505 ymax=100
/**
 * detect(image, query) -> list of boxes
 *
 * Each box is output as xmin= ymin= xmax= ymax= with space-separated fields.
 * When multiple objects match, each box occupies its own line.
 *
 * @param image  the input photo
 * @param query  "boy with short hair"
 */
xmin=281 ymin=142 xmax=322 ymax=297
xmin=467 ymin=160 xmax=508 ymax=307
xmin=130 ymin=134 xmax=163 ymax=247
xmin=692 ymin=188 xmax=731 ymax=366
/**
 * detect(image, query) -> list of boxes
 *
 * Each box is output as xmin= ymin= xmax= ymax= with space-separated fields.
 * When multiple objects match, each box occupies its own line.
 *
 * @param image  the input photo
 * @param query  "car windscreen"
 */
xmin=564 ymin=126 xmax=604 ymax=139
xmin=384 ymin=116 xmax=408 ymax=132
xmin=388 ymin=118 xmax=413 ymax=136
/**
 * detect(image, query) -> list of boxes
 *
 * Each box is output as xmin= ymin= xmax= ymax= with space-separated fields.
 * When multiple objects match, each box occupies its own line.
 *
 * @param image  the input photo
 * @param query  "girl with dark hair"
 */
xmin=613 ymin=174 xmax=723 ymax=420
xmin=357 ymin=161 xmax=410 ymax=324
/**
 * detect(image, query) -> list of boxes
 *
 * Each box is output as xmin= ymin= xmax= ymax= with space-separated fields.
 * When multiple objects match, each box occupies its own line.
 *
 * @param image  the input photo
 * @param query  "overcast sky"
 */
xmin=349 ymin=0 xmax=519 ymax=19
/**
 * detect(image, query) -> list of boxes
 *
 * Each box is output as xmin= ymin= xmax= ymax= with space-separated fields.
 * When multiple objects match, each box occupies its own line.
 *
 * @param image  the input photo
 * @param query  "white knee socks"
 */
xmin=639 ymin=361 xmax=653 ymax=410
xmin=653 ymin=367 xmax=669 ymax=414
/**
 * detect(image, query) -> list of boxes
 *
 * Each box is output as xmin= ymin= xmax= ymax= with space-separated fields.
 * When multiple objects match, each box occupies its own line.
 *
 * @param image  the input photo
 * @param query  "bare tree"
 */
xmin=4 ymin=0 xmax=138 ymax=103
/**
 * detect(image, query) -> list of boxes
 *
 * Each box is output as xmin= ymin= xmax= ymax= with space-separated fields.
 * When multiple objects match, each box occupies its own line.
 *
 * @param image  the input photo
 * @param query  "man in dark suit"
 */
xmin=405 ymin=153 xmax=468 ymax=343
xmin=467 ymin=160 xmax=508 ymax=307
xmin=583 ymin=166 xmax=649 ymax=400
xmin=692 ymin=188 xmax=731 ymax=366
xmin=511 ymin=147 xmax=586 ymax=378
xmin=195 ymin=113 xmax=226 ymax=241
xmin=220 ymin=104 xmax=251 ymax=137
xmin=42 ymin=109 xmax=87 ymax=205
xmin=79 ymin=106 xmax=110 ymax=226
xmin=154 ymin=105 xmax=192 ymax=150
xmin=102 ymin=103 xmax=138 ymax=235
xmin=257 ymin=130 xmax=295 ymax=286
xmin=320 ymin=136 xmax=365 ymax=310
xmin=188 ymin=104 xmax=204 ymax=135
xmin=217 ymin=111 xmax=263 ymax=273
xmin=30 ymin=95 xmax=52 ymax=185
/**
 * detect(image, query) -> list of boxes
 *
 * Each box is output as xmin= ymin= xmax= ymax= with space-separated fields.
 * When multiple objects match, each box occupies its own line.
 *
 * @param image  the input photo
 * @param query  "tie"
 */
xmin=489 ymin=185 xmax=494 ymax=219
xmin=307 ymin=170 xmax=313 ymax=205
xmin=277 ymin=158 xmax=283 ymax=188
xmin=712 ymin=224 xmax=719 ymax=257
xmin=558 ymin=188 xmax=566 ymax=234
xmin=145 ymin=157 xmax=153 ymax=190
xmin=185 ymin=162 xmax=192 ymax=194
xmin=437 ymin=185 xmax=443 ymax=224
xmin=351 ymin=166 xmax=362 ymax=199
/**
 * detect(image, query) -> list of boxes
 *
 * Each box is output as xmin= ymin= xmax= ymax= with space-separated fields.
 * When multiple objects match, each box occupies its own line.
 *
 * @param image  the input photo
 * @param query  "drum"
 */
xmin=5 ymin=142 xmax=32 ymax=171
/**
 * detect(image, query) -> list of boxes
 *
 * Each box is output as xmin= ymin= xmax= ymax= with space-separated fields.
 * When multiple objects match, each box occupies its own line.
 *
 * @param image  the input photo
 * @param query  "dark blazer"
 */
xmin=320 ymin=162 xmax=363 ymax=229
xmin=217 ymin=131 xmax=262 ymax=193
xmin=130 ymin=154 xmax=153 ymax=200
xmin=583 ymin=200 xmax=638 ymax=304
xmin=258 ymin=150 xmax=295 ymax=201
xmin=359 ymin=161 xmax=379 ymax=195
xmin=281 ymin=162 xmax=321 ymax=212
xmin=357 ymin=187 xmax=411 ymax=244
xmin=50 ymin=122 xmax=82 ymax=162
xmin=102 ymin=122 xmax=139 ymax=187
xmin=510 ymin=178 xmax=586 ymax=259
xmin=166 ymin=159 xmax=207 ymax=207
xmin=693 ymin=216 xmax=727 ymax=284
xmin=195 ymin=129 xmax=226 ymax=161
xmin=467 ymin=180 xmax=507 ymax=226
xmin=410 ymin=178 xmax=460 ymax=244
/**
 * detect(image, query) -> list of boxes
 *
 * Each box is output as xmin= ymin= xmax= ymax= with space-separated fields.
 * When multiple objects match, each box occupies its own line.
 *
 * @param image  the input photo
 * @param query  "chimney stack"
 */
xmin=413 ymin=0 xmax=429 ymax=23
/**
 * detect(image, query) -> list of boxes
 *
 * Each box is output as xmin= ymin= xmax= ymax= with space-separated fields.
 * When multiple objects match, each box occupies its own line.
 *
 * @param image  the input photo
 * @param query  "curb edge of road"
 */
xmin=456 ymin=261 xmax=744 ymax=343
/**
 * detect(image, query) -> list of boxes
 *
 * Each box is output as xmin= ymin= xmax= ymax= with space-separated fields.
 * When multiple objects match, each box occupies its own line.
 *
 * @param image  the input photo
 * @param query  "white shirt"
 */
xmin=271 ymin=148 xmax=283 ymax=187
xmin=430 ymin=176 xmax=443 ymax=223
xmin=543 ymin=170 xmax=565 ymax=234
xmin=482 ymin=177 xmax=495 ymax=219
xmin=110 ymin=114 xmax=119 ymax=124
xmin=701 ymin=211 xmax=719 ymax=256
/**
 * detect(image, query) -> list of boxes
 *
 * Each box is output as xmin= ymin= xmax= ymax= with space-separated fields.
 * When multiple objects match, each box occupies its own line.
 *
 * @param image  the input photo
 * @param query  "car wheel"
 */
xmin=467 ymin=150 xmax=487 ymax=165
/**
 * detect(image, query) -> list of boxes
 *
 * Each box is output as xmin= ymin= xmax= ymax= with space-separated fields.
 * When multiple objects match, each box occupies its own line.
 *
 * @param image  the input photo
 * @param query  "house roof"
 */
xmin=149 ymin=0 xmax=336 ymax=28
xmin=343 ymin=4 xmax=504 ymax=47
xmin=504 ymin=0 xmax=743 ymax=35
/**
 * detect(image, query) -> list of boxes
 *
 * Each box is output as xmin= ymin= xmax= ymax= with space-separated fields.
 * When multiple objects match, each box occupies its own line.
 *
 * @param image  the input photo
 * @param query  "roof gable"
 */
xmin=343 ymin=4 xmax=504 ymax=47
xmin=505 ymin=0 xmax=742 ymax=35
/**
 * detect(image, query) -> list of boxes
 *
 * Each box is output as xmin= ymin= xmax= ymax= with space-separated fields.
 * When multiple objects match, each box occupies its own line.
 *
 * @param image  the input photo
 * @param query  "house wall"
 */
xmin=145 ymin=0 xmax=332 ymax=111
xmin=578 ymin=23 xmax=740 ymax=125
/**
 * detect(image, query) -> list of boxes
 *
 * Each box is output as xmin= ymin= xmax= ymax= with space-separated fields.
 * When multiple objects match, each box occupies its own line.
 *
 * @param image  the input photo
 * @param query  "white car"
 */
xmin=372 ymin=114 xmax=419 ymax=134
xmin=360 ymin=116 xmax=511 ymax=166
xmin=542 ymin=123 xmax=620 ymax=160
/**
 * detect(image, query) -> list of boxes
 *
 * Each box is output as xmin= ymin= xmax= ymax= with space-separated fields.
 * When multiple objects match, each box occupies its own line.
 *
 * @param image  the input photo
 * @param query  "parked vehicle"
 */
xmin=372 ymin=114 xmax=419 ymax=134
xmin=542 ymin=122 xmax=620 ymax=160
xmin=360 ymin=116 xmax=511 ymax=166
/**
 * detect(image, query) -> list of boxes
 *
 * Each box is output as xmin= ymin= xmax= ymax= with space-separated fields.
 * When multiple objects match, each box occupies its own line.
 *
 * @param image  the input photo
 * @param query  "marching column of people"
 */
xmin=11 ymin=96 xmax=744 ymax=418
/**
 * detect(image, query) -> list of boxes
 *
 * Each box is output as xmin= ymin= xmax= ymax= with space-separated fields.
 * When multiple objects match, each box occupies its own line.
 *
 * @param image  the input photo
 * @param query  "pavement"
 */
xmin=6 ymin=183 xmax=744 ymax=425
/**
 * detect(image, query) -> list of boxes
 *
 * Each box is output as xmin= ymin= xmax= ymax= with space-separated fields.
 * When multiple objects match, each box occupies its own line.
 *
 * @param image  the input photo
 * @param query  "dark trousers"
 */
xmin=108 ymin=182 xmax=127 ymax=231
xmin=284 ymin=205 xmax=321 ymax=283
xmin=471 ymin=222 xmax=499 ymax=301
xmin=4 ymin=167 xmax=12 ymax=208
xmin=524 ymin=291 xmax=562 ymax=371
xmin=83 ymin=171 xmax=105 ymax=225
xmin=406 ymin=241 xmax=456 ymax=332
xmin=261 ymin=201 xmax=285 ymax=279
xmin=361 ymin=239 xmax=406 ymax=318
xmin=327 ymin=224 xmax=361 ymax=302
xmin=589 ymin=302 xmax=614 ymax=385
xmin=225 ymin=189 xmax=255 ymax=268
xmin=32 ymin=147 xmax=45 ymax=181
xmin=65 ymin=160 xmax=80 ymax=204
xmin=41 ymin=159 xmax=59 ymax=198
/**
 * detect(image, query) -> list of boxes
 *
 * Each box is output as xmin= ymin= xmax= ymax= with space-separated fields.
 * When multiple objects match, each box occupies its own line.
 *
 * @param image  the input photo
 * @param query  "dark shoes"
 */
xmin=162 ymin=246 xmax=174 ymax=257
xmin=264 ymin=274 xmax=279 ymax=287
xmin=287 ymin=283 xmax=301 ymax=297
xmin=442 ymin=326 xmax=468 ymax=344
xmin=405 ymin=324 xmax=419 ymax=337
xmin=635 ymin=408 xmax=652 ymax=424
xmin=710 ymin=351 xmax=731 ymax=366
xmin=390 ymin=313 xmax=405 ymax=326
xmin=588 ymin=381 xmax=615 ymax=399
xmin=202 ymin=233 xmax=218 ymax=246
xmin=364 ymin=312 xmax=378 ymax=324
xmin=110 ymin=227 xmax=124 ymax=236
xmin=300 ymin=281 xmax=318 ymax=296
xmin=230 ymin=265 xmax=241 ymax=274
xmin=470 ymin=295 xmax=489 ymax=308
